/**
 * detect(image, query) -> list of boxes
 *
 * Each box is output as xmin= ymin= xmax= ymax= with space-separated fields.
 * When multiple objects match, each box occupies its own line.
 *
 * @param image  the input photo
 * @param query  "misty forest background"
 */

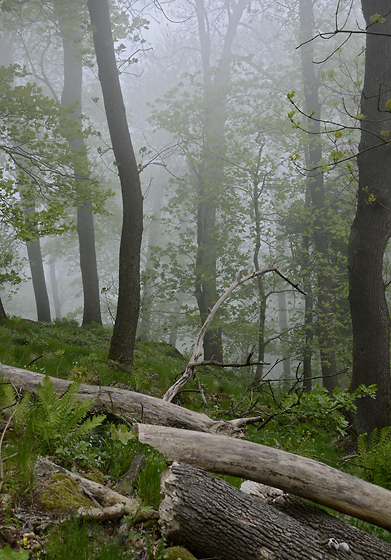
xmin=1 ymin=0 xmax=390 ymax=437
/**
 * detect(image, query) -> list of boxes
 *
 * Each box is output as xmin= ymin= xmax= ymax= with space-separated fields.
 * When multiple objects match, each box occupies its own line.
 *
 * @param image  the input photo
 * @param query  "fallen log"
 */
xmin=0 ymin=362 xmax=242 ymax=436
xmin=136 ymin=423 xmax=391 ymax=531
xmin=241 ymin=481 xmax=391 ymax=558
xmin=160 ymin=461 xmax=391 ymax=560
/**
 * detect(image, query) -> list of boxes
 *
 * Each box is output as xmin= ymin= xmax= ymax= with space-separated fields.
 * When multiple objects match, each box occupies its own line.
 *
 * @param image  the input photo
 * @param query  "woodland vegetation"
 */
xmin=1 ymin=0 xmax=391 ymax=557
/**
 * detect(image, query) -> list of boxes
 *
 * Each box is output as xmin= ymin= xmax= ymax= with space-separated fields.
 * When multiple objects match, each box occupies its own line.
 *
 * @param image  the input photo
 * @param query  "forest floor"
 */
xmin=0 ymin=316 xmax=390 ymax=559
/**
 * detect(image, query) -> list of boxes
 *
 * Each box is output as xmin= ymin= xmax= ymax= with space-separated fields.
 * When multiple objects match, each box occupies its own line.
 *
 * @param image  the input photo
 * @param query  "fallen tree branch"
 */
xmin=136 ymin=423 xmax=391 ymax=530
xmin=163 ymin=267 xmax=305 ymax=403
xmin=0 ymin=363 xmax=243 ymax=437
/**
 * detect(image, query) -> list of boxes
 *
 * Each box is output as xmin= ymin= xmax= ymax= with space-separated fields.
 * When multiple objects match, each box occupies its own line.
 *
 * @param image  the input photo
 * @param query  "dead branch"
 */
xmin=163 ymin=267 xmax=305 ymax=403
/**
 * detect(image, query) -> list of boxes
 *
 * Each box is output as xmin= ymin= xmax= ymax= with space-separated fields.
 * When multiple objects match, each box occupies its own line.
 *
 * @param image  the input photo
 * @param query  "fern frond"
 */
xmin=61 ymin=398 xmax=94 ymax=438
xmin=66 ymin=414 xmax=105 ymax=445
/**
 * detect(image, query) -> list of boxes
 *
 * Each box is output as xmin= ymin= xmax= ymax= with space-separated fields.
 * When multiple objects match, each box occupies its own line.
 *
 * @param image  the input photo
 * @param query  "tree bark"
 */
xmin=298 ymin=0 xmax=337 ymax=392
xmin=194 ymin=0 xmax=250 ymax=362
xmin=0 ymin=363 xmax=243 ymax=437
xmin=88 ymin=0 xmax=143 ymax=365
xmin=60 ymin=22 xmax=102 ymax=326
xmin=26 ymin=239 xmax=51 ymax=322
xmin=137 ymin=423 xmax=391 ymax=530
xmin=348 ymin=0 xmax=391 ymax=434
xmin=241 ymin=480 xmax=391 ymax=559
xmin=49 ymin=260 xmax=61 ymax=319
xmin=160 ymin=461 xmax=391 ymax=560
xmin=138 ymin=185 xmax=164 ymax=341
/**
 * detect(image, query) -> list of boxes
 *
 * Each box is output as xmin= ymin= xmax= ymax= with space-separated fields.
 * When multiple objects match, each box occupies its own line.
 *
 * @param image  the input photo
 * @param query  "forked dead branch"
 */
xmin=163 ymin=267 xmax=306 ymax=403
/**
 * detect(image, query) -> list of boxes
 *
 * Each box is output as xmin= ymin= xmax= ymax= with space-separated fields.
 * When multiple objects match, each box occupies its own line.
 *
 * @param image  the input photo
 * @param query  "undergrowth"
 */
xmin=0 ymin=316 xmax=390 ymax=554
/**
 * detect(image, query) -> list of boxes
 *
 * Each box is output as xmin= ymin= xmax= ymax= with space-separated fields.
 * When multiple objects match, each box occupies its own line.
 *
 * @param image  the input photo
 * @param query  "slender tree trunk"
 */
xmin=252 ymin=166 xmax=267 ymax=385
xmin=88 ymin=0 xmax=143 ymax=365
xmin=302 ymin=187 xmax=313 ymax=392
xmin=60 ymin=26 xmax=102 ymax=326
xmin=138 ymin=186 xmax=164 ymax=341
xmin=168 ymin=291 xmax=185 ymax=348
xmin=194 ymin=0 xmax=250 ymax=362
xmin=49 ymin=260 xmax=61 ymax=319
xmin=278 ymin=291 xmax=291 ymax=381
xmin=298 ymin=0 xmax=337 ymax=392
xmin=348 ymin=0 xmax=391 ymax=433
xmin=26 ymin=239 xmax=51 ymax=322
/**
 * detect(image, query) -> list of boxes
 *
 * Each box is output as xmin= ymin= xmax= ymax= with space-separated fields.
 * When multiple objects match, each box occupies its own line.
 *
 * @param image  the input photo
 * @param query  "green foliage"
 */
xmin=0 ymin=65 xmax=108 ymax=242
xmin=357 ymin=427 xmax=391 ymax=489
xmin=32 ymin=376 xmax=105 ymax=454
xmin=0 ymin=547 xmax=29 ymax=560
xmin=138 ymin=455 xmax=167 ymax=509
xmin=280 ymin=384 xmax=377 ymax=437
xmin=45 ymin=517 xmax=133 ymax=560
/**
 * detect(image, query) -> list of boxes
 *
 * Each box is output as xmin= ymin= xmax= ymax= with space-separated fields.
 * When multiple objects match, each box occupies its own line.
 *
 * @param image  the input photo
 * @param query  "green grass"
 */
xmin=0 ymin=316 xmax=390 ymax=550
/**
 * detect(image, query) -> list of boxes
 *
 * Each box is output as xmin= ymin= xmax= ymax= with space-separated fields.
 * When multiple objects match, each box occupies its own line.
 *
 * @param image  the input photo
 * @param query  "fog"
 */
xmin=0 ymin=0 xmax=366 ymax=385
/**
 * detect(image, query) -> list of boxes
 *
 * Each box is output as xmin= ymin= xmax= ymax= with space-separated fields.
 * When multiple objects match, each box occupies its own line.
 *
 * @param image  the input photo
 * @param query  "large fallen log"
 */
xmin=136 ymin=423 xmax=391 ymax=530
xmin=0 ymin=363 xmax=242 ymax=436
xmin=160 ymin=461 xmax=391 ymax=560
xmin=240 ymin=480 xmax=391 ymax=559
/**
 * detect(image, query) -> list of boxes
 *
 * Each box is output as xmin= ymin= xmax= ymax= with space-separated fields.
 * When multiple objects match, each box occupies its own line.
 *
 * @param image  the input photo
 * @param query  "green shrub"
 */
xmin=357 ymin=427 xmax=391 ymax=489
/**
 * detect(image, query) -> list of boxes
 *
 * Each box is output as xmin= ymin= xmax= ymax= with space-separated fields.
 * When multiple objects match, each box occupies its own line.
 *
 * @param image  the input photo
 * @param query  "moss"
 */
xmin=165 ymin=546 xmax=197 ymax=560
xmin=82 ymin=469 xmax=105 ymax=485
xmin=39 ymin=473 xmax=95 ymax=512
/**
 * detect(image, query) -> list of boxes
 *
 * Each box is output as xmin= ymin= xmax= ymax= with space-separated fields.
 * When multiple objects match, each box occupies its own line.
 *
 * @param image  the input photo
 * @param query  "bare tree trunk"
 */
xmin=299 ymin=0 xmax=337 ymax=392
xmin=0 ymin=363 xmax=243 ymax=437
xmin=49 ymin=260 xmax=61 ymax=319
xmin=302 ymin=193 xmax=313 ymax=392
xmin=159 ymin=461 xmax=391 ymax=560
xmin=138 ymin=186 xmax=164 ymax=341
xmin=278 ymin=290 xmax=291 ymax=381
xmin=60 ymin=23 xmax=102 ymax=326
xmin=88 ymin=0 xmax=143 ymax=365
xmin=26 ymin=239 xmax=51 ymax=322
xmin=348 ymin=0 xmax=391 ymax=433
xmin=168 ymin=291 xmax=184 ymax=348
xmin=194 ymin=0 xmax=250 ymax=362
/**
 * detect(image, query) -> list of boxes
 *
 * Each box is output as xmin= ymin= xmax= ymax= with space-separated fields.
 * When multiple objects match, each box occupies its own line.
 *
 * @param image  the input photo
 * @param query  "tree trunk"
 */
xmin=194 ymin=0 xmax=250 ymax=362
xmin=137 ymin=423 xmax=391 ymax=530
xmin=138 ymin=185 xmax=164 ymax=341
xmin=60 ymin=24 xmax=102 ymax=326
xmin=160 ymin=461 xmax=391 ymax=560
xmin=168 ymin=291 xmax=184 ymax=348
xmin=348 ymin=0 xmax=391 ymax=434
xmin=49 ymin=260 xmax=61 ymax=319
xmin=278 ymin=290 xmax=291 ymax=380
xmin=26 ymin=239 xmax=51 ymax=322
xmin=299 ymin=0 xmax=337 ymax=392
xmin=0 ymin=363 xmax=242 ymax=437
xmin=0 ymin=297 xmax=7 ymax=321
xmin=88 ymin=0 xmax=143 ymax=364
xmin=302 ymin=194 xmax=313 ymax=392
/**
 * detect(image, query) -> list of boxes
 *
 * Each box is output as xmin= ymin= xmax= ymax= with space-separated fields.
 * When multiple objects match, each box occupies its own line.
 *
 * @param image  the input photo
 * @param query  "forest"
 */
xmin=1 ymin=0 xmax=391 ymax=558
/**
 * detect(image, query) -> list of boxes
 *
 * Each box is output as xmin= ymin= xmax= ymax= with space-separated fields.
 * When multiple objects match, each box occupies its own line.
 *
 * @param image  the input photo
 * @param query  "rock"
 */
xmin=116 ymin=453 xmax=146 ymax=496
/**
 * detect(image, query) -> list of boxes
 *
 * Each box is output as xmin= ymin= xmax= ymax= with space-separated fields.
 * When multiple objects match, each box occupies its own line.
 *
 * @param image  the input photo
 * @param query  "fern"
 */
xmin=34 ymin=376 xmax=104 ymax=454
xmin=357 ymin=427 xmax=391 ymax=489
